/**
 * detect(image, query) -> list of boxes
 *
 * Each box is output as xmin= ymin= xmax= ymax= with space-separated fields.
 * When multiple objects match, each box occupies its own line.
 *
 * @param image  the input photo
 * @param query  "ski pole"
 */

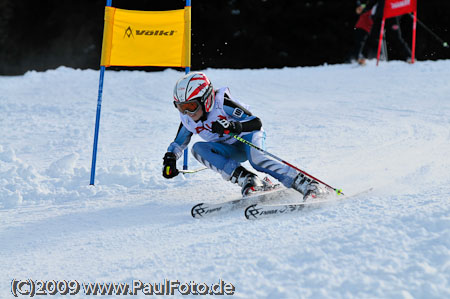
xmin=179 ymin=167 xmax=208 ymax=174
xmin=409 ymin=13 xmax=449 ymax=48
xmin=226 ymin=132 xmax=344 ymax=195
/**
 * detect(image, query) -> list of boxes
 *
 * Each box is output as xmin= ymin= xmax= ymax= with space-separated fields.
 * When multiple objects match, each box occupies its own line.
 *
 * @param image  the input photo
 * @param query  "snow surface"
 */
xmin=1 ymin=60 xmax=450 ymax=298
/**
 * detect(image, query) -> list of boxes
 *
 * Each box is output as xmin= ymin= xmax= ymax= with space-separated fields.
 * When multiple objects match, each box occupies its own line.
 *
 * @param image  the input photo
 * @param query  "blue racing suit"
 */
xmin=167 ymin=87 xmax=298 ymax=187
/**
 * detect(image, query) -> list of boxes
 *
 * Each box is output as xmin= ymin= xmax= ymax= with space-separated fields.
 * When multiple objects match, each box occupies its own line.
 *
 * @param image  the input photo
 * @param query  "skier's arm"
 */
xmin=211 ymin=98 xmax=262 ymax=136
xmin=167 ymin=122 xmax=193 ymax=159
xmin=223 ymin=98 xmax=262 ymax=132
xmin=371 ymin=0 xmax=385 ymax=19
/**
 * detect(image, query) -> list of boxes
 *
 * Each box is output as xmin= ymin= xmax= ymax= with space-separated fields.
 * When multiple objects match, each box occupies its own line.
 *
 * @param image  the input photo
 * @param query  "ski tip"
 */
xmin=191 ymin=203 xmax=205 ymax=218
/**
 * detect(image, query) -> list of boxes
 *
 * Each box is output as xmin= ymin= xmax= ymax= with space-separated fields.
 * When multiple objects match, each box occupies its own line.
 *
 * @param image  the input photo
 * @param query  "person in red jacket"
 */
xmin=351 ymin=0 xmax=380 ymax=65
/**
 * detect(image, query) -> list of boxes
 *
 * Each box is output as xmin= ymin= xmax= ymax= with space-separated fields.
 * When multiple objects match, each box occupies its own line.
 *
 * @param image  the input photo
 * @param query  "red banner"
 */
xmin=377 ymin=0 xmax=417 ymax=65
xmin=383 ymin=0 xmax=417 ymax=19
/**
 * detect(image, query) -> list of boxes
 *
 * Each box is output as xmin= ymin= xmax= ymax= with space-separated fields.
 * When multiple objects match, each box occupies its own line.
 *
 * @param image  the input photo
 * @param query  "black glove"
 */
xmin=162 ymin=152 xmax=179 ymax=179
xmin=211 ymin=119 xmax=243 ymax=137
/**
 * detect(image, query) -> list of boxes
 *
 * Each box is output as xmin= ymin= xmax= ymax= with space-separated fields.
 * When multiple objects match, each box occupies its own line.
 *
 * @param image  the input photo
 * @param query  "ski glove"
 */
xmin=211 ymin=119 xmax=243 ymax=137
xmin=162 ymin=152 xmax=179 ymax=179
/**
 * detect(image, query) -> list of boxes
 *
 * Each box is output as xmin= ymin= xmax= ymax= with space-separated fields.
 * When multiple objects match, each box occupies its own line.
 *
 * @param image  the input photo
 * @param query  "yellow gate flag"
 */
xmin=101 ymin=6 xmax=191 ymax=68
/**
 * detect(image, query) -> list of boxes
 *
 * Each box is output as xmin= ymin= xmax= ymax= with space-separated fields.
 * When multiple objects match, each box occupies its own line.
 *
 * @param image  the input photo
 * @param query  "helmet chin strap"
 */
xmin=199 ymin=106 xmax=208 ymax=122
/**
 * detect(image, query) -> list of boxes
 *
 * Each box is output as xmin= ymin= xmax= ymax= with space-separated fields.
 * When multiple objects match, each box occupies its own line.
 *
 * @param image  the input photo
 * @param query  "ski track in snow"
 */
xmin=1 ymin=60 xmax=450 ymax=298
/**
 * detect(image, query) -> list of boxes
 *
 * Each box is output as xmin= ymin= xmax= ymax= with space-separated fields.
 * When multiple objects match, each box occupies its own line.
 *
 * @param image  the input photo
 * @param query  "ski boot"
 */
xmin=357 ymin=58 xmax=366 ymax=66
xmin=291 ymin=173 xmax=327 ymax=201
xmin=230 ymin=166 xmax=264 ymax=197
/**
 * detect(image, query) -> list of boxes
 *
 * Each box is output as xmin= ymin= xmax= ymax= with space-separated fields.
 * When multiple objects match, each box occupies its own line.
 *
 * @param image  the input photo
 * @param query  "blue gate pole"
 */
xmin=90 ymin=0 xmax=113 ymax=185
xmin=183 ymin=0 xmax=191 ymax=170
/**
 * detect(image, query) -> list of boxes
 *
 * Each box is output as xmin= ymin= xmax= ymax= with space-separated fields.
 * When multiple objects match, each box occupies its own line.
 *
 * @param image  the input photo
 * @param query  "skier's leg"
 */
xmin=243 ymin=131 xmax=326 ymax=199
xmin=354 ymin=28 xmax=369 ymax=65
xmin=191 ymin=141 xmax=244 ymax=180
xmin=191 ymin=141 xmax=263 ymax=195
xmin=242 ymin=131 xmax=297 ymax=187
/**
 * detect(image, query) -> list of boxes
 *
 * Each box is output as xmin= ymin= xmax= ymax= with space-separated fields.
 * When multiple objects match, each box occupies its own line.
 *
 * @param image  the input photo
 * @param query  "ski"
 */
xmin=245 ymin=188 xmax=373 ymax=220
xmin=191 ymin=186 xmax=291 ymax=219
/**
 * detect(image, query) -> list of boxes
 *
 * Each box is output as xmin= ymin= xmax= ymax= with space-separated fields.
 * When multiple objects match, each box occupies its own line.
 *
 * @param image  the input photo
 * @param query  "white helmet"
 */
xmin=173 ymin=72 xmax=215 ymax=113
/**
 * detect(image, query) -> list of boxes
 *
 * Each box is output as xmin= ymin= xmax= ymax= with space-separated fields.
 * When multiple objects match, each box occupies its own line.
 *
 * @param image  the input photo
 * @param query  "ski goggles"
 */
xmin=174 ymin=99 xmax=201 ymax=115
xmin=173 ymin=85 xmax=213 ymax=115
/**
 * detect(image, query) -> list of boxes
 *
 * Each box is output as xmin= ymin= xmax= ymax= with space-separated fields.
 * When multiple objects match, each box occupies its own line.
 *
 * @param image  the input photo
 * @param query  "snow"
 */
xmin=1 ymin=60 xmax=450 ymax=298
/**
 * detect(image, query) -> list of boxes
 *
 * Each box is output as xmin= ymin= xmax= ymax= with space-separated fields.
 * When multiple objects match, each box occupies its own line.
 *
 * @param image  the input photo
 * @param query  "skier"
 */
xmin=162 ymin=72 xmax=326 ymax=199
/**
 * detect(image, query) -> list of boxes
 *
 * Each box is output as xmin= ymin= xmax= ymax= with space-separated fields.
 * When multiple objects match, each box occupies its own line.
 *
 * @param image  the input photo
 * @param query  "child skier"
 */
xmin=162 ymin=72 xmax=325 ymax=199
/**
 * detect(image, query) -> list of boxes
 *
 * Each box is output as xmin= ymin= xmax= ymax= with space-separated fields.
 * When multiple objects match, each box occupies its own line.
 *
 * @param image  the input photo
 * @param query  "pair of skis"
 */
xmin=187 ymin=131 xmax=354 ymax=219
xmin=191 ymin=187 xmax=371 ymax=220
